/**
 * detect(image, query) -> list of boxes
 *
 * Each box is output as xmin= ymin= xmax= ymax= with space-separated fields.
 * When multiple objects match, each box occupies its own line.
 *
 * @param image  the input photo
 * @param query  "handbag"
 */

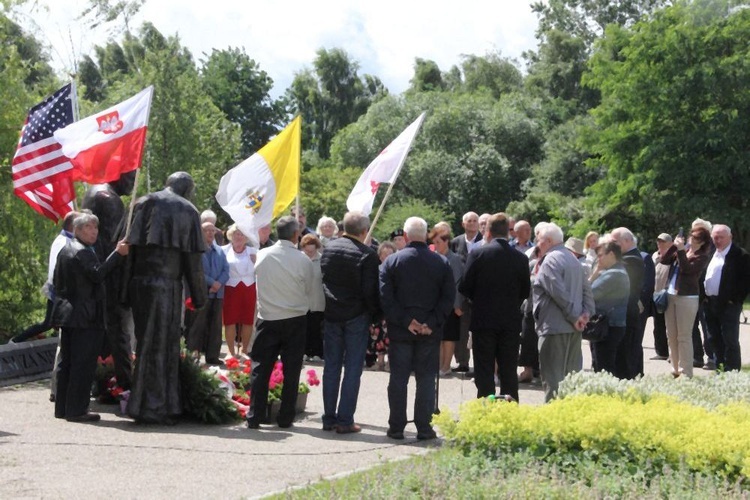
xmin=653 ymin=289 xmax=669 ymax=314
xmin=582 ymin=313 xmax=609 ymax=342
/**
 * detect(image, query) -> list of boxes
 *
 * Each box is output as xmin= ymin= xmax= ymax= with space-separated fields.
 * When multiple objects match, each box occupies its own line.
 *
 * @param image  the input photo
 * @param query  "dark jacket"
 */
xmin=52 ymin=238 xmax=124 ymax=329
xmin=379 ymin=241 xmax=455 ymax=342
xmin=710 ymin=244 xmax=750 ymax=306
xmin=660 ymin=245 xmax=710 ymax=296
xmin=640 ymin=250 xmax=656 ymax=316
xmin=622 ymin=248 xmax=645 ymax=324
xmin=459 ymin=238 xmax=530 ymax=332
xmin=320 ymin=234 xmax=380 ymax=322
xmin=450 ymin=232 xmax=482 ymax=263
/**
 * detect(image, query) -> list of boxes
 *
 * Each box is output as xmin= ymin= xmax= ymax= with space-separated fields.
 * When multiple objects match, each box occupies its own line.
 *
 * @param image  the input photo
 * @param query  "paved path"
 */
xmin=1 ymin=316 xmax=748 ymax=499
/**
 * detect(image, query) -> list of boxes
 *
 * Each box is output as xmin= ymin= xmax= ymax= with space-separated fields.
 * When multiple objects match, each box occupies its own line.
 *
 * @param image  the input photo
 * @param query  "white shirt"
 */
xmin=222 ymin=244 xmax=257 ymax=287
xmin=704 ymin=243 xmax=732 ymax=297
xmin=255 ymin=240 xmax=314 ymax=321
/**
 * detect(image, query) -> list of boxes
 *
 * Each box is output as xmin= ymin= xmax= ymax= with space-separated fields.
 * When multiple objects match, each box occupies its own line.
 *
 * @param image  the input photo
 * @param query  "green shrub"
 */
xmin=434 ymin=393 xmax=750 ymax=481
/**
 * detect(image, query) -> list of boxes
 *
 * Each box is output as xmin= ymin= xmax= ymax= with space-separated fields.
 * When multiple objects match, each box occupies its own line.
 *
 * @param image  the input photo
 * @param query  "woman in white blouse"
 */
xmin=222 ymin=224 xmax=257 ymax=359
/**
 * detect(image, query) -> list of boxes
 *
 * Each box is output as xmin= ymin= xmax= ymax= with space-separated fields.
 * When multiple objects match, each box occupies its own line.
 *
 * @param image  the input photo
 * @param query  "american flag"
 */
xmin=11 ymin=83 xmax=77 ymax=222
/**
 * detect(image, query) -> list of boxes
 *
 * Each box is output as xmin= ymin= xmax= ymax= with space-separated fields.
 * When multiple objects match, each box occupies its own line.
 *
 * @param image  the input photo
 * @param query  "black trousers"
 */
xmin=473 ymin=328 xmax=520 ymax=402
xmin=387 ymin=338 xmax=440 ymax=435
xmin=305 ymin=311 xmax=324 ymax=358
xmin=186 ymin=298 xmax=223 ymax=362
xmin=652 ymin=309 xmax=669 ymax=358
xmin=55 ymin=327 xmax=104 ymax=418
xmin=102 ymin=303 xmax=133 ymax=390
xmin=247 ymin=316 xmax=306 ymax=426
xmin=591 ymin=326 xmax=626 ymax=375
xmin=518 ymin=311 xmax=539 ymax=372
xmin=691 ymin=303 xmax=713 ymax=363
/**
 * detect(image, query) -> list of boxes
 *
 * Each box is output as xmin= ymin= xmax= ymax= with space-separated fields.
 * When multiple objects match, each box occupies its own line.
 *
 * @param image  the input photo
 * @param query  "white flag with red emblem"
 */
xmin=53 ymin=86 xmax=153 ymax=184
xmin=346 ymin=112 xmax=425 ymax=215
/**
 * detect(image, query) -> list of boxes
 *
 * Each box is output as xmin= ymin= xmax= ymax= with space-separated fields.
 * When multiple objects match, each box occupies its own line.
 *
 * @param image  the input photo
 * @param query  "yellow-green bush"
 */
xmin=434 ymin=394 xmax=750 ymax=480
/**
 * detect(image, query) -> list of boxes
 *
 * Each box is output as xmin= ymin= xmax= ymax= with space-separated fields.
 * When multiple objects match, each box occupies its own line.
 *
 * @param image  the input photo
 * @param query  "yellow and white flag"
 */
xmin=216 ymin=116 xmax=301 ymax=242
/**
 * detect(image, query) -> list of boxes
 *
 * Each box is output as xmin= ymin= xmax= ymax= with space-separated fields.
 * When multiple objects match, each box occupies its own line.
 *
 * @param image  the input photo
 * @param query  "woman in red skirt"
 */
xmin=222 ymin=225 xmax=257 ymax=360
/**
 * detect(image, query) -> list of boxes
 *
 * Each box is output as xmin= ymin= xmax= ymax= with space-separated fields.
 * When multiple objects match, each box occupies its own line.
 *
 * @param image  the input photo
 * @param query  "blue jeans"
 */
xmin=322 ymin=314 xmax=369 ymax=427
xmin=387 ymin=338 xmax=440 ymax=435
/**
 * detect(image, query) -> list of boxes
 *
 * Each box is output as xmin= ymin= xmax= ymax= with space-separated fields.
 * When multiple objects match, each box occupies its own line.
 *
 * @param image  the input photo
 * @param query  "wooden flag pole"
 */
xmin=124 ymin=167 xmax=141 ymax=240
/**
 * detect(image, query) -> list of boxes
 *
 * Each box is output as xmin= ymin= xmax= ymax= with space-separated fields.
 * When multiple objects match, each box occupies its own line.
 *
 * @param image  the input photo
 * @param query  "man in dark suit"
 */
xmin=703 ymin=224 xmax=750 ymax=371
xmin=449 ymin=211 xmax=482 ymax=373
xmin=380 ymin=217 xmax=455 ymax=440
xmin=611 ymin=227 xmax=645 ymax=380
xmin=459 ymin=213 xmax=530 ymax=402
xmin=637 ymin=244 xmax=656 ymax=376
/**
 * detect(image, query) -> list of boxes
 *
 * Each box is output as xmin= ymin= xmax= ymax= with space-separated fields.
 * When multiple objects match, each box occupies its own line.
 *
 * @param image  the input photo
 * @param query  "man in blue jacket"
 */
xmin=380 ymin=217 xmax=455 ymax=440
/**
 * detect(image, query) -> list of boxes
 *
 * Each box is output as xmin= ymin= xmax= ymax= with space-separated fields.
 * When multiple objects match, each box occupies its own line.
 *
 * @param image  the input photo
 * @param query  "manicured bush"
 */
xmin=433 ymin=392 xmax=750 ymax=481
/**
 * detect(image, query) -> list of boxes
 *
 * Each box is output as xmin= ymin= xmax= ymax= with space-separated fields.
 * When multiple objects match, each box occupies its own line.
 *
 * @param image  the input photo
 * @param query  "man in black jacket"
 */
xmin=380 ymin=217 xmax=455 ymax=440
xmin=703 ymin=224 xmax=750 ymax=371
xmin=320 ymin=211 xmax=380 ymax=434
xmin=53 ymin=212 xmax=129 ymax=422
xmin=459 ymin=213 xmax=530 ymax=402
xmin=611 ymin=227 xmax=645 ymax=379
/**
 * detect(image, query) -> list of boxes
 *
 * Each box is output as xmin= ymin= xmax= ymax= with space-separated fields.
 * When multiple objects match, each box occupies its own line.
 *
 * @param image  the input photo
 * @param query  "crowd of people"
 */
xmin=20 ymin=170 xmax=750 ymax=436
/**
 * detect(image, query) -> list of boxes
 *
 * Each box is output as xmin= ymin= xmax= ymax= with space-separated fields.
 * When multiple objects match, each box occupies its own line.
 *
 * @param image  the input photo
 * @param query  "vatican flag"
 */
xmin=216 ymin=116 xmax=301 ymax=242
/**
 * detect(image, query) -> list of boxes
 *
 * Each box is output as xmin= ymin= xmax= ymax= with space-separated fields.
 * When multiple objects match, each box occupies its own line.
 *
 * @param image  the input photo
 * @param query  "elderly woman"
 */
xmin=588 ymin=240 xmax=630 ymax=375
xmin=365 ymin=241 xmax=397 ymax=369
xmin=430 ymin=226 xmax=464 ymax=377
xmin=316 ymin=216 xmax=338 ymax=247
xmin=659 ymin=226 xmax=712 ymax=378
xmin=222 ymin=224 xmax=257 ymax=360
xmin=301 ymin=233 xmax=326 ymax=361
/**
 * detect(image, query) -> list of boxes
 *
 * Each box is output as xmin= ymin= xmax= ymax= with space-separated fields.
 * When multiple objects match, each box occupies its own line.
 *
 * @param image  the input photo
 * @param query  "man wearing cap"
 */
xmin=703 ymin=224 xmax=750 ymax=371
xmin=390 ymin=229 xmax=406 ymax=251
xmin=565 ymin=237 xmax=591 ymax=279
xmin=651 ymin=233 xmax=673 ymax=360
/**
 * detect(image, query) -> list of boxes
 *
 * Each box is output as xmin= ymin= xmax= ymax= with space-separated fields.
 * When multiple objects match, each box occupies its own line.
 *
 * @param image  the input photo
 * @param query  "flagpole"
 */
xmin=70 ymin=79 xmax=80 ymax=212
xmin=365 ymin=113 xmax=426 ymax=242
xmin=124 ymin=168 xmax=141 ymax=239
xmin=295 ymin=116 xmax=302 ymax=231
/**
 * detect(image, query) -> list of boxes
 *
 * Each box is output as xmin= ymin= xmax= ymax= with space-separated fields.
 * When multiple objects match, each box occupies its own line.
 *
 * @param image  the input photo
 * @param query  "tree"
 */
xmin=582 ymin=0 xmax=750 ymax=245
xmin=201 ymin=47 xmax=283 ymax=157
xmin=408 ymin=58 xmax=444 ymax=93
xmin=460 ymin=53 xmax=523 ymax=99
xmin=285 ymin=47 xmax=386 ymax=159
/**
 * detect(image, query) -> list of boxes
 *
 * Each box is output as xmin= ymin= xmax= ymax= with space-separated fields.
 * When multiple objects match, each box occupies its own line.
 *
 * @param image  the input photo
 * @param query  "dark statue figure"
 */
xmin=81 ymin=170 xmax=137 ymax=390
xmin=124 ymin=172 xmax=207 ymax=424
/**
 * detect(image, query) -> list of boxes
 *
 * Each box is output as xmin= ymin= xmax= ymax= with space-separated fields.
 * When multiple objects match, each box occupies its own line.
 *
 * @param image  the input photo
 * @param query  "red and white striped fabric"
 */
xmin=54 ymin=86 xmax=153 ymax=184
xmin=11 ymin=83 xmax=76 ymax=222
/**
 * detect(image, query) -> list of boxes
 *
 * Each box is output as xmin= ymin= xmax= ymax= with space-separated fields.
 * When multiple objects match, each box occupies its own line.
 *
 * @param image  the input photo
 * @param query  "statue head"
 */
xmin=165 ymin=171 xmax=195 ymax=200
xmin=109 ymin=170 xmax=137 ymax=196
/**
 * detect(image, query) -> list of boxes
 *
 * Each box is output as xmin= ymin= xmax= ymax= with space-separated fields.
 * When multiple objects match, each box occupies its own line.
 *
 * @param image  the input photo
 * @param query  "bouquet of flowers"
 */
xmin=267 ymin=361 xmax=320 ymax=402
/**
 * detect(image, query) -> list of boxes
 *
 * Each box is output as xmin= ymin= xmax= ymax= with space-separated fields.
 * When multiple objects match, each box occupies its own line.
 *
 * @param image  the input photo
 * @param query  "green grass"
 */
xmin=270 ymin=447 xmax=748 ymax=499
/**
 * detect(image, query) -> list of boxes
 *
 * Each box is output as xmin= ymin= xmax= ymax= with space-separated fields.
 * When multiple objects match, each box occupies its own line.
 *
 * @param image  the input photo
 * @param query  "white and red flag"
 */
xmin=11 ymin=83 xmax=77 ymax=222
xmin=54 ymin=86 xmax=153 ymax=184
xmin=346 ymin=112 xmax=426 ymax=215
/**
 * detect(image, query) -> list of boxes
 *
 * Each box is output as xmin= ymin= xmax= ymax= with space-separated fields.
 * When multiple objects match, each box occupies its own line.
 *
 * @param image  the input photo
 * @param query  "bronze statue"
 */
xmin=124 ymin=172 xmax=207 ymax=424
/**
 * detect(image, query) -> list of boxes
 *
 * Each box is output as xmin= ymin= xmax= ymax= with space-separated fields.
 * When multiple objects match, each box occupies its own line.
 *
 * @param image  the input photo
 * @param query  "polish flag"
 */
xmin=54 ymin=86 xmax=153 ymax=184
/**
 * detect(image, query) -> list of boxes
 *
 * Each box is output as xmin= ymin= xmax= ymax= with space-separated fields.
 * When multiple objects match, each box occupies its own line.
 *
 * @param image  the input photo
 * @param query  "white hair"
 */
xmin=403 ymin=216 xmax=428 ymax=240
xmin=534 ymin=221 xmax=550 ymax=237
xmin=612 ymin=227 xmax=635 ymax=244
xmin=316 ymin=215 xmax=337 ymax=234
xmin=539 ymin=222 xmax=564 ymax=245
xmin=201 ymin=209 xmax=217 ymax=224
xmin=462 ymin=211 xmax=478 ymax=223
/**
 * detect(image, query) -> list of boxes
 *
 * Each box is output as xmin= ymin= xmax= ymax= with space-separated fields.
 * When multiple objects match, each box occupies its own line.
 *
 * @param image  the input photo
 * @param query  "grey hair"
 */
xmin=404 ymin=217 xmax=428 ymax=240
xmin=612 ymin=227 xmax=635 ymax=244
xmin=317 ymin=215 xmax=339 ymax=234
xmin=276 ymin=215 xmax=299 ymax=241
xmin=73 ymin=210 xmax=99 ymax=230
xmin=539 ymin=222 xmax=564 ymax=245
xmin=343 ymin=212 xmax=370 ymax=236
xmin=201 ymin=209 xmax=217 ymax=224
xmin=534 ymin=221 xmax=550 ymax=237
xmin=462 ymin=211 xmax=478 ymax=223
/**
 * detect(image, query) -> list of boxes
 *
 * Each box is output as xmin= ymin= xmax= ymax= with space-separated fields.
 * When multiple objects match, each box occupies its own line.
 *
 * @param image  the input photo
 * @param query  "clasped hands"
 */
xmin=574 ymin=313 xmax=590 ymax=332
xmin=408 ymin=319 xmax=432 ymax=336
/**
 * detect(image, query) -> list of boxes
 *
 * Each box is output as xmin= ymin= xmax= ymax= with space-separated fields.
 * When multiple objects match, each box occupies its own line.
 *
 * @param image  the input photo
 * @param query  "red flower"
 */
xmin=225 ymin=358 xmax=240 ymax=369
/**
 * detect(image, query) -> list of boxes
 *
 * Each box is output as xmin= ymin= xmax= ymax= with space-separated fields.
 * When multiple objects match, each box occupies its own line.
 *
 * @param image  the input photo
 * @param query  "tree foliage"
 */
xmin=583 ymin=0 xmax=750 ymax=244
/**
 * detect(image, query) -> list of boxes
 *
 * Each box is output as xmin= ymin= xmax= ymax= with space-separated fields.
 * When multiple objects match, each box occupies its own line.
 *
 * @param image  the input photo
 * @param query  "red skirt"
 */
xmin=223 ymin=282 xmax=256 ymax=325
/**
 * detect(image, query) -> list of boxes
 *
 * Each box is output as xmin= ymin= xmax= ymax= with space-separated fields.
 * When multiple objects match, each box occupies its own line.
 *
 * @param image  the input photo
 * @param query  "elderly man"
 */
xmin=320 ymin=212 xmax=380 ymax=434
xmin=533 ymin=223 xmax=594 ymax=402
xmin=511 ymin=220 xmax=534 ymax=254
xmin=246 ymin=216 xmax=314 ymax=429
xmin=703 ymin=224 xmax=750 ymax=371
xmin=53 ymin=212 xmax=129 ymax=422
xmin=450 ymin=211 xmax=481 ymax=373
xmin=459 ymin=213 xmax=530 ymax=402
xmin=380 ymin=217 xmax=455 ymax=440
xmin=187 ymin=222 xmax=229 ymax=365
xmin=125 ymin=172 xmax=207 ymax=425
xmin=610 ymin=227 xmax=645 ymax=379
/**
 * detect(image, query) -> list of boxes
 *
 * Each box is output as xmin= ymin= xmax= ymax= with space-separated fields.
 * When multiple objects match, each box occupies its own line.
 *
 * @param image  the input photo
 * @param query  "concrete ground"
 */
xmin=1 ymin=316 xmax=748 ymax=499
